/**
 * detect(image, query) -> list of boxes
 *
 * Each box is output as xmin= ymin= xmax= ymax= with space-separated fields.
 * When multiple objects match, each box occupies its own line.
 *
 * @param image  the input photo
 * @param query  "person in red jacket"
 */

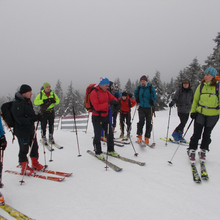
xmin=90 ymin=77 xmax=120 ymax=160
xmin=119 ymin=91 xmax=136 ymax=138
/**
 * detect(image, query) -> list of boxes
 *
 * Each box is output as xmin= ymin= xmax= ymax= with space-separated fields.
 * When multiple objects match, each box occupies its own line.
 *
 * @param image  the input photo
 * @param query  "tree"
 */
xmin=151 ymin=71 xmax=166 ymax=111
xmin=124 ymin=79 xmax=133 ymax=97
xmin=203 ymin=32 xmax=220 ymax=73
xmin=54 ymin=79 xmax=64 ymax=116
xmin=114 ymin=78 xmax=122 ymax=93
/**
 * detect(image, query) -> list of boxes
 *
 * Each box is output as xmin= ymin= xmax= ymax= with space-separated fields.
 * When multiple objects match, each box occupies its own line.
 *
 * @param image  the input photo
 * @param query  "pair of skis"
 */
xmin=136 ymin=141 xmax=155 ymax=148
xmin=189 ymin=152 xmax=209 ymax=184
xmin=0 ymin=203 xmax=34 ymax=220
xmin=87 ymin=150 xmax=145 ymax=172
xmin=40 ymin=139 xmax=63 ymax=151
xmin=5 ymin=166 xmax=72 ymax=182
xmin=160 ymin=137 xmax=189 ymax=145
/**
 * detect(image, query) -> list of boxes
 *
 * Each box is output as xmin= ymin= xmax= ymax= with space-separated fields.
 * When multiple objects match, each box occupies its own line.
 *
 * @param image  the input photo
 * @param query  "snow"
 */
xmin=1 ymin=108 xmax=220 ymax=220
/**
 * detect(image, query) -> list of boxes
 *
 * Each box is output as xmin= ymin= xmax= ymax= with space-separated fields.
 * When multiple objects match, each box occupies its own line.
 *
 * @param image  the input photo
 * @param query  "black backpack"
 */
xmin=1 ymin=101 xmax=15 ymax=128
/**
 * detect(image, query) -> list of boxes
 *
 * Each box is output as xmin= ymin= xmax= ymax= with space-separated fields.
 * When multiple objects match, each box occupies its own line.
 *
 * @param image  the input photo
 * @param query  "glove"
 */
xmin=37 ymin=113 xmax=43 ymax=121
xmin=49 ymin=98 xmax=56 ymax=104
xmin=169 ymin=102 xmax=174 ymax=107
xmin=190 ymin=112 xmax=197 ymax=119
xmin=0 ymin=135 xmax=7 ymax=151
xmin=110 ymin=100 xmax=119 ymax=106
xmin=43 ymin=99 xmax=50 ymax=105
xmin=149 ymin=99 xmax=154 ymax=106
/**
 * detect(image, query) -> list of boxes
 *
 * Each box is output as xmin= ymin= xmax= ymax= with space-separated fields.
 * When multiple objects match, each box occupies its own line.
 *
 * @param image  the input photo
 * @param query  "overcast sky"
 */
xmin=0 ymin=0 xmax=220 ymax=96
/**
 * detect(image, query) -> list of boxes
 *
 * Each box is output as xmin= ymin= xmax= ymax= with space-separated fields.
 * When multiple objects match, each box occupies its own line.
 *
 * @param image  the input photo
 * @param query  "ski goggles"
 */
xmin=182 ymin=80 xmax=189 ymax=84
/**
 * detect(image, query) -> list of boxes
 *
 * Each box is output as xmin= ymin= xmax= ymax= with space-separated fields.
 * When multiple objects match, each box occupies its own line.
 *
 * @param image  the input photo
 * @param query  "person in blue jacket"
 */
xmin=0 ymin=117 xmax=7 ymax=152
xmin=134 ymin=75 xmax=157 ymax=144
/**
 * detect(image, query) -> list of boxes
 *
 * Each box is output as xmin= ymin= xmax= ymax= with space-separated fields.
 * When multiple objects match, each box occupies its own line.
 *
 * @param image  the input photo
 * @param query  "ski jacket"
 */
xmin=134 ymin=83 xmax=157 ymax=108
xmin=191 ymin=81 xmax=220 ymax=116
xmin=90 ymin=85 xmax=118 ymax=117
xmin=34 ymin=90 xmax=60 ymax=113
xmin=119 ymin=96 xmax=136 ymax=114
xmin=11 ymin=92 xmax=37 ymax=136
xmin=172 ymin=88 xmax=194 ymax=113
xmin=0 ymin=117 xmax=5 ymax=137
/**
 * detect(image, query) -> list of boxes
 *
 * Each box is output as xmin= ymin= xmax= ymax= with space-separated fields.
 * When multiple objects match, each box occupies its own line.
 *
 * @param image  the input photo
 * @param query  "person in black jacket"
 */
xmin=169 ymin=79 xmax=194 ymax=142
xmin=11 ymin=84 xmax=44 ymax=175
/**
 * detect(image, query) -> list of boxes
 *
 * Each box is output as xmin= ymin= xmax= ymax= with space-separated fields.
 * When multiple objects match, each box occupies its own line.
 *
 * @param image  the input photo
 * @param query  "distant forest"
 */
xmin=1 ymin=32 xmax=220 ymax=116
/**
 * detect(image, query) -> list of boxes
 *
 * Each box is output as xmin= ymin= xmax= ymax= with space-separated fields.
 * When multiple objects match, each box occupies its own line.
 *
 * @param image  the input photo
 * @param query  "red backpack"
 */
xmin=84 ymin=84 xmax=98 ymax=112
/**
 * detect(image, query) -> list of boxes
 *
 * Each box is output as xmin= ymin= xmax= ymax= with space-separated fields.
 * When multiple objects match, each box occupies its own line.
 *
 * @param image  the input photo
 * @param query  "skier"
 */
xmin=187 ymin=67 xmax=220 ymax=162
xmin=34 ymin=82 xmax=60 ymax=145
xmin=0 ymin=116 xmax=7 ymax=188
xmin=90 ymin=77 xmax=120 ymax=160
xmin=134 ymin=75 xmax=157 ymax=144
xmin=169 ymin=79 xmax=194 ymax=142
xmin=11 ymin=84 xmax=44 ymax=175
xmin=110 ymin=83 xmax=121 ymax=133
xmin=118 ymin=91 xmax=136 ymax=138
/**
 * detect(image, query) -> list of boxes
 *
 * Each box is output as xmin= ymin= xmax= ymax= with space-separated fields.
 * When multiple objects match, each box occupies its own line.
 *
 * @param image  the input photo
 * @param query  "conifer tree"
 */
xmin=54 ymin=79 xmax=64 ymax=116
xmin=124 ymin=79 xmax=133 ymax=96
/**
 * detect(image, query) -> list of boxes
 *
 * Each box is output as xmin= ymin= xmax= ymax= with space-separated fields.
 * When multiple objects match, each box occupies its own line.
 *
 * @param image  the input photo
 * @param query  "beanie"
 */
xmin=20 ymin=84 xmax=32 ymax=94
xmin=122 ymin=91 xmax=127 ymax=96
xmin=99 ymin=77 xmax=110 ymax=85
xmin=43 ymin=82 xmax=51 ymax=89
xmin=204 ymin=67 xmax=217 ymax=77
xmin=140 ymin=75 xmax=148 ymax=81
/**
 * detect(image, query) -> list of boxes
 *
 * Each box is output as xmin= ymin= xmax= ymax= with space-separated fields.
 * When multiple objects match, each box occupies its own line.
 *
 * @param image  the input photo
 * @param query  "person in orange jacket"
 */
xmin=118 ymin=91 xmax=136 ymax=138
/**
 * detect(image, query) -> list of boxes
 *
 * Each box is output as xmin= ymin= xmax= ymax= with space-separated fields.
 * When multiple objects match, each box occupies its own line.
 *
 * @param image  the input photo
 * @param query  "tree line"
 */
xmin=1 ymin=32 xmax=220 ymax=115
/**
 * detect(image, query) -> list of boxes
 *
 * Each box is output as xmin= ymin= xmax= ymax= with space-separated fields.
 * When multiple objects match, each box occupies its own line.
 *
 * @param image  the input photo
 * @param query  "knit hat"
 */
xmin=140 ymin=75 xmax=148 ymax=81
xmin=99 ymin=77 xmax=110 ymax=85
xmin=204 ymin=67 xmax=217 ymax=77
xmin=20 ymin=84 xmax=32 ymax=94
xmin=122 ymin=91 xmax=127 ymax=97
xmin=43 ymin=82 xmax=51 ymax=89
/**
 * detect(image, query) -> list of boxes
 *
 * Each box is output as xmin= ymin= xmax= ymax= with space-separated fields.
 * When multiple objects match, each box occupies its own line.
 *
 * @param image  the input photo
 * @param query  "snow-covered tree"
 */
xmin=124 ymin=79 xmax=133 ymax=97
xmin=151 ymin=71 xmax=166 ymax=111
xmin=54 ymin=79 xmax=64 ymax=116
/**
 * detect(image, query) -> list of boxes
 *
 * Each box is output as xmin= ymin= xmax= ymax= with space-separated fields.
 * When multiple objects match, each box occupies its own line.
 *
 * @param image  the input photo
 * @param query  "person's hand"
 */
xmin=43 ymin=99 xmax=50 ymax=105
xmin=110 ymin=100 xmax=119 ymax=106
xmin=169 ymin=102 xmax=174 ymax=107
xmin=0 ymin=135 xmax=7 ymax=151
xmin=49 ymin=98 xmax=56 ymax=104
xmin=149 ymin=99 xmax=154 ymax=106
xmin=190 ymin=112 xmax=197 ymax=119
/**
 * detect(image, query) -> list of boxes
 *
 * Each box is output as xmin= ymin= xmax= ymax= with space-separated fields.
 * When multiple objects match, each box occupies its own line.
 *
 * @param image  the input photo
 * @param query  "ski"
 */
xmin=136 ymin=141 xmax=147 ymax=147
xmin=114 ymin=140 xmax=130 ymax=145
xmin=47 ymin=139 xmax=63 ymax=149
xmin=101 ymin=138 xmax=124 ymax=147
xmin=198 ymin=152 xmax=209 ymax=180
xmin=0 ymin=215 xmax=7 ymax=220
xmin=40 ymin=140 xmax=54 ymax=151
xmin=187 ymin=152 xmax=201 ymax=183
xmin=0 ymin=203 xmax=34 ymax=220
xmin=103 ymin=152 xmax=145 ymax=166
xmin=160 ymin=138 xmax=189 ymax=145
xmin=5 ymin=170 xmax=65 ymax=182
xmin=190 ymin=163 xmax=202 ymax=183
xmin=16 ymin=165 xmax=72 ymax=177
xmin=87 ymin=150 xmax=122 ymax=172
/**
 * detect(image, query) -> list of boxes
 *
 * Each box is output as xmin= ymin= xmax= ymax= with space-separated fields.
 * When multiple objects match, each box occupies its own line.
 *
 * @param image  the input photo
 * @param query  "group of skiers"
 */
xmin=0 ymin=66 xmax=219 ymax=192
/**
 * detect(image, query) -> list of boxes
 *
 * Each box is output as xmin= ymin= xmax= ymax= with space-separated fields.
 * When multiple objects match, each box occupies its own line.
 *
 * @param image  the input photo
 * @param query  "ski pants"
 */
xmin=137 ymin=107 xmax=152 ymax=138
xmin=175 ymin=112 xmax=189 ymax=133
xmin=17 ymin=134 xmax=39 ymax=163
xmin=41 ymin=111 xmax=55 ymax=137
xmin=112 ymin=110 xmax=118 ymax=128
xmin=120 ymin=112 xmax=131 ymax=135
xmin=189 ymin=113 xmax=219 ymax=151
xmin=92 ymin=115 xmax=114 ymax=155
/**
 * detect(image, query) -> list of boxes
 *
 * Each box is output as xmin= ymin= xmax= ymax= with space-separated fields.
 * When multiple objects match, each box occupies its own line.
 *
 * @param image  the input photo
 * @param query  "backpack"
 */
xmin=119 ymin=96 xmax=131 ymax=108
xmin=136 ymin=84 xmax=152 ymax=103
xmin=84 ymin=84 xmax=98 ymax=112
xmin=1 ymin=101 xmax=15 ymax=128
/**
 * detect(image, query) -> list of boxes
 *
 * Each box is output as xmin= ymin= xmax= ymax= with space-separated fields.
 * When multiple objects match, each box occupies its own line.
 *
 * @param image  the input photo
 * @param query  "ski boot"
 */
xmin=31 ymin=158 xmax=44 ymax=171
xmin=20 ymin=162 xmax=35 ymax=176
xmin=0 ymin=192 xmax=5 ymax=205
xmin=137 ymin=135 xmax=142 ymax=143
xmin=49 ymin=134 xmax=55 ymax=144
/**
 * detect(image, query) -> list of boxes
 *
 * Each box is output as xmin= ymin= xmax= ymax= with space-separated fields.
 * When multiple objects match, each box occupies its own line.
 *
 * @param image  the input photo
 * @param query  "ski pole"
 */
xmin=168 ymin=118 xmax=194 ymax=164
xmin=131 ymin=104 xmax=138 ymax=124
xmin=151 ymin=107 xmax=156 ymax=147
xmin=49 ymin=142 xmax=53 ymax=162
xmin=129 ymin=137 xmax=138 ymax=156
xmin=105 ymin=123 xmax=110 ymax=171
xmin=0 ymin=150 xmax=4 ymax=188
xmin=20 ymin=121 xmax=40 ymax=185
xmin=165 ymin=107 xmax=172 ymax=146
xmin=42 ymin=141 xmax=47 ymax=167
xmin=73 ymin=106 xmax=81 ymax=157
